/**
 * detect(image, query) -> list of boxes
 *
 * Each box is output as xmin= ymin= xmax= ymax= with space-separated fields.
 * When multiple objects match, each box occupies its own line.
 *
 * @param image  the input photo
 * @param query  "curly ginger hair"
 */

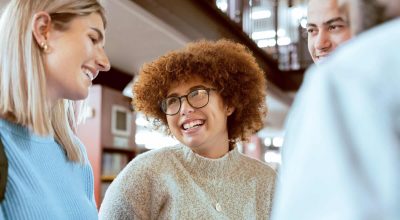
xmin=132 ymin=39 xmax=267 ymax=143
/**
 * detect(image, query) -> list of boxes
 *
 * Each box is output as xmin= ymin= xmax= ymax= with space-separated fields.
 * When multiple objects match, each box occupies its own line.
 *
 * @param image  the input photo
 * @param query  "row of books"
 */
xmin=102 ymin=153 xmax=129 ymax=176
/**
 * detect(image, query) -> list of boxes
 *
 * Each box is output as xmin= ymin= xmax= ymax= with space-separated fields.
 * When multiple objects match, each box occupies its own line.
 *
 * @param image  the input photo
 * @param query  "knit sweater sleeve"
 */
xmin=0 ymin=205 xmax=5 ymax=219
xmin=264 ymin=170 xmax=276 ymax=216
xmin=99 ymin=151 xmax=166 ymax=220
xmin=73 ymin=135 xmax=97 ymax=205
xmin=252 ymin=158 xmax=276 ymax=219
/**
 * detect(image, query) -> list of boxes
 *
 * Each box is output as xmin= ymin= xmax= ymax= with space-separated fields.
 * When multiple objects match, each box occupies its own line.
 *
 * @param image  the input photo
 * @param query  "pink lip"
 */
xmin=182 ymin=125 xmax=202 ymax=135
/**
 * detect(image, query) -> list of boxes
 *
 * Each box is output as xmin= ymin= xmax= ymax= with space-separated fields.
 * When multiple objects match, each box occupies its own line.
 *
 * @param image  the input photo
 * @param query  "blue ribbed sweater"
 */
xmin=0 ymin=119 xmax=97 ymax=220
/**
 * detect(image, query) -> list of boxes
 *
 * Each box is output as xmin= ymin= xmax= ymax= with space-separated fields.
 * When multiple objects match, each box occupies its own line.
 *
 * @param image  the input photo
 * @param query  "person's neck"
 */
xmin=193 ymin=144 xmax=230 ymax=159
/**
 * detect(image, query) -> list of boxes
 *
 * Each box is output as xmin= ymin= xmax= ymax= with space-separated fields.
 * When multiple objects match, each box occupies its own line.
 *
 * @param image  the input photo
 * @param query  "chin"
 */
xmin=183 ymin=139 xmax=204 ymax=150
xmin=67 ymin=90 xmax=89 ymax=101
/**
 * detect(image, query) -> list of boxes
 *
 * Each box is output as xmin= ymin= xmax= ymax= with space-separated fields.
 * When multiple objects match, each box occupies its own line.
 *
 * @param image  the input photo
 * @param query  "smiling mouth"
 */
xmin=83 ymin=68 xmax=94 ymax=81
xmin=182 ymin=119 xmax=205 ymax=130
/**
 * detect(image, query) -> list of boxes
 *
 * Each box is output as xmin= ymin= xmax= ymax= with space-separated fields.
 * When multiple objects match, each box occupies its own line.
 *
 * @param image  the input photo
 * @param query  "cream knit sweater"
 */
xmin=99 ymin=145 xmax=276 ymax=220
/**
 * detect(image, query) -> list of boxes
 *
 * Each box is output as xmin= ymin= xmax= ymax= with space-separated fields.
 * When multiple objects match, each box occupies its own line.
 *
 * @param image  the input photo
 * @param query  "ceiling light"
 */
xmin=252 ymin=30 xmax=276 ymax=40
xmin=250 ymin=10 xmax=271 ymax=20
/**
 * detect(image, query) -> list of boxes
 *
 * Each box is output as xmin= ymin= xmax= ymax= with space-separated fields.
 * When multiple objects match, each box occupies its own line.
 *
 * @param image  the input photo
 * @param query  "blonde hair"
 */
xmin=0 ymin=0 xmax=106 ymax=163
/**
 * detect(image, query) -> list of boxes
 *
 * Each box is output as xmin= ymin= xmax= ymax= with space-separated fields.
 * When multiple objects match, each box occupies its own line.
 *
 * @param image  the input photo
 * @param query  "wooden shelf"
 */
xmin=101 ymin=175 xmax=117 ymax=182
xmin=103 ymin=146 xmax=136 ymax=154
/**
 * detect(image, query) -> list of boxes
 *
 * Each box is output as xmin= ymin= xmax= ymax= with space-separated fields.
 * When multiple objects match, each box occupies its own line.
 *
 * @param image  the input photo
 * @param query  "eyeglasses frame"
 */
xmin=160 ymin=87 xmax=218 ymax=116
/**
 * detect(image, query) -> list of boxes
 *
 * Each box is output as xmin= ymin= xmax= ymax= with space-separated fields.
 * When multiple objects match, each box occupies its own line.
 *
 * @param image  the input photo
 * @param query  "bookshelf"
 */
xmin=77 ymin=85 xmax=136 ymax=208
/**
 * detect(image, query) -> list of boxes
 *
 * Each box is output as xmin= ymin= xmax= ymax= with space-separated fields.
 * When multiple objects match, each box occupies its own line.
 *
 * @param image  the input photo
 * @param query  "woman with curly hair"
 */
xmin=99 ymin=39 xmax=276 ymax=219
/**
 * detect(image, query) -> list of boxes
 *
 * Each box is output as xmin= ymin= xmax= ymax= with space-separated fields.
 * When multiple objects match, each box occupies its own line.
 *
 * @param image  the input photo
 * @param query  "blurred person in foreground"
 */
xmin=306 ymin=0 xmax=352 ymax=63
xmin=0 ymin=0 xmax=110 ymax=219
xmin=99 ymin=39 xmax=276 ymax=219
xmin=272 ymin=0 xmax=400 ymax=219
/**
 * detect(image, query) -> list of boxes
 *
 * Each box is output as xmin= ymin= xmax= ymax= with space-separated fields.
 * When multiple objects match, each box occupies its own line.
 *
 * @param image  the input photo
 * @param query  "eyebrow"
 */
xmin=167 ymin=85 xmax=207 ymax=97
xmin=324 ymin=17 xmax=347 ymax=25
xmin=306 ymin=17 xmax=347 ymax=28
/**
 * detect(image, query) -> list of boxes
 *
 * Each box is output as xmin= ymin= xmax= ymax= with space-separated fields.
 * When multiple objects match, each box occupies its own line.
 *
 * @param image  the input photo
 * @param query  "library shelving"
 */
xmin=77 ymin=85 xmax=136 ymax=208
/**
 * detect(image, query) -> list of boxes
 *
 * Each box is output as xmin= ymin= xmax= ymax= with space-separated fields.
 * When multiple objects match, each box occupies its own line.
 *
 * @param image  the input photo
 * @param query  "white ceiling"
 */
xmin=102 ymin=0 xmax=190 ymax=76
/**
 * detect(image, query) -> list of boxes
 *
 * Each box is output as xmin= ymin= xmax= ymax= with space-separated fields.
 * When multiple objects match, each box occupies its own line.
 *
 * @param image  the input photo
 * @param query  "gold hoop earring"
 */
xmin=40 ymin=42 xmax=48 ymax=52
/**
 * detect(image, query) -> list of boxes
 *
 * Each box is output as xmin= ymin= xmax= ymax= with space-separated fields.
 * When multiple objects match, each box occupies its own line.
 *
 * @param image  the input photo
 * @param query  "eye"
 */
xmin=166 ymin=97 xmax=179 ymax=106
xmin=307 ymin=28 xmax=317 ymax=35
xmin=188 ymin=90 xmax=200 ymax=98
xmin=328 ymin=25 xmax=344 ymax=32
xmin=189 ymin=89 xmax=207 ymax=99
xmin=89 ymin=35 xmax=99 ymax=44
xmin=197 ymin=90 xmax=208 ymax=98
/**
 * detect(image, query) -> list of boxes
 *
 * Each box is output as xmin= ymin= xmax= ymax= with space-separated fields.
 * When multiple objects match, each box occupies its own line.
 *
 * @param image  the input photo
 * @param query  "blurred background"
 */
xmin=0 ymin=0 xmax=312 ymax=207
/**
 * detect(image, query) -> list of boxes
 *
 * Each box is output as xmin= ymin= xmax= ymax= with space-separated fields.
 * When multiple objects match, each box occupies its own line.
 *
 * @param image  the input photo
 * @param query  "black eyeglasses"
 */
xmin=160 ymin=88 xmax=217 ymax=116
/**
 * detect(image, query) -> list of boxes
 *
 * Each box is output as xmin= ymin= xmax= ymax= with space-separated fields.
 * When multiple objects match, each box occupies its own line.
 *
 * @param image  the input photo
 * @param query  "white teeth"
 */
xmin=183 ymin=120 xmax=204 ymax=130
xmin=83 ymin=68 xmax=94 ymax=81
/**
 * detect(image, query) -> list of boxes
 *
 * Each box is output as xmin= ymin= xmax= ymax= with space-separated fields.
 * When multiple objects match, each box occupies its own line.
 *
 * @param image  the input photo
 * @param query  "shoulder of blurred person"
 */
xmin=322 ymin=17 xmax=400 ymax=79
xmin=283 ymin=17 xmax=400 ymax=159
xmin=272 ymin=18 xmax=400 ymax=220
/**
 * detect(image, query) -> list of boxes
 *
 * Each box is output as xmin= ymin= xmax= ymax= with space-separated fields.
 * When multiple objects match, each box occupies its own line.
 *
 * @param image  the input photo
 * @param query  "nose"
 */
xmin=314 ymin=30 xmax=331 ymax=51
xmin=95 ymin=48 xmax=111 ymax=72
xmin=180 ymin=97 xmax=194 ymax=116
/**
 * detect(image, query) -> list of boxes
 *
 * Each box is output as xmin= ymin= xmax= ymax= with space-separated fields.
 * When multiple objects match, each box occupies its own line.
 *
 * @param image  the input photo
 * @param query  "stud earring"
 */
xmin=226 ymin=107 xmax=233 ymax=115
xmin=40 ymin=42 xmax=48 ymax=52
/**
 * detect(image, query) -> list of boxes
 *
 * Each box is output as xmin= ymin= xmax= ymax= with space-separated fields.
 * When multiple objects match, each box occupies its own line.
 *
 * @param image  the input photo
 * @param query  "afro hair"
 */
xmin=132 ymin=39 xmax=267 ymax=143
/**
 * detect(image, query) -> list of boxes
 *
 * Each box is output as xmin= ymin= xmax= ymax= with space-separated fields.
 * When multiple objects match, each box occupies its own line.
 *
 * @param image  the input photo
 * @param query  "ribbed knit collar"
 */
xmin=180 ymin=144 xmax=241 ymax=178
xmin=0 ymin=118 xmax=54 ymax=143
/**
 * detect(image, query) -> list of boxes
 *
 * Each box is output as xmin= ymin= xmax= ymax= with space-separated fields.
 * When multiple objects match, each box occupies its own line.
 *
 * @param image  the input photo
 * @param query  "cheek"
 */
xmin=43 ymin=55 xmax=62 ymax=80
xmin=166 ymin=116 xmax=179 ymax=131
xmin=45 ymin=47 xmax=76 ymax=72
xmin=334 ymin=31 xmax=351 ymax=44
xmin=307 ymin=42 xmax=313 ymax=52
xmin=343 ymin=30 xmax=352 ymax=40
xmin=307 ymin=38 xmax=314 ymax=52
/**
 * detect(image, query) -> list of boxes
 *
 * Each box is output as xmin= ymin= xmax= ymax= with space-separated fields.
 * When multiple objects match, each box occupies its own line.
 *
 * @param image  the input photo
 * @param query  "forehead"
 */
xmin=337 ymin=0 xmax=350 ymax=6
xmin=67 ymin=13 xmax=105 ymax=34
xmin=307 ymin=0 xmax=346 ymax=25
xmin=167 ymin=76 xmax=211 ymax=95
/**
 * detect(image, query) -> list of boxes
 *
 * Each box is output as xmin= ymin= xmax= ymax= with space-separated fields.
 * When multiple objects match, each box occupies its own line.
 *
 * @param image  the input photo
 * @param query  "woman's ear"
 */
xmin=226 ymin=106 xmax=235 ymax=116
xmin=32 ymin=11 xmax=52 ymax=50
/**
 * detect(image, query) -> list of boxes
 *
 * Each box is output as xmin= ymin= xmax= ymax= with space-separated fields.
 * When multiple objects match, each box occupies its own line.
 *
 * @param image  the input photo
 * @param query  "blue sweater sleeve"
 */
xmin=0 ymin=205 xmax=5 ymax=219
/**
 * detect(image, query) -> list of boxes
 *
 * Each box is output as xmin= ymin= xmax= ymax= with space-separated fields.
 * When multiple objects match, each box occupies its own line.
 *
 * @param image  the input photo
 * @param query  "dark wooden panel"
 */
xmin=93 ymin=67 xmax=134 ymax=92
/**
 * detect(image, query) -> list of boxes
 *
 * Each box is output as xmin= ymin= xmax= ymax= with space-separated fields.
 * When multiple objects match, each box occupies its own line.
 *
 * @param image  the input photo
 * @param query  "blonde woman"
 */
xmin=0 ymin=0 xmax=110 ymax=219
